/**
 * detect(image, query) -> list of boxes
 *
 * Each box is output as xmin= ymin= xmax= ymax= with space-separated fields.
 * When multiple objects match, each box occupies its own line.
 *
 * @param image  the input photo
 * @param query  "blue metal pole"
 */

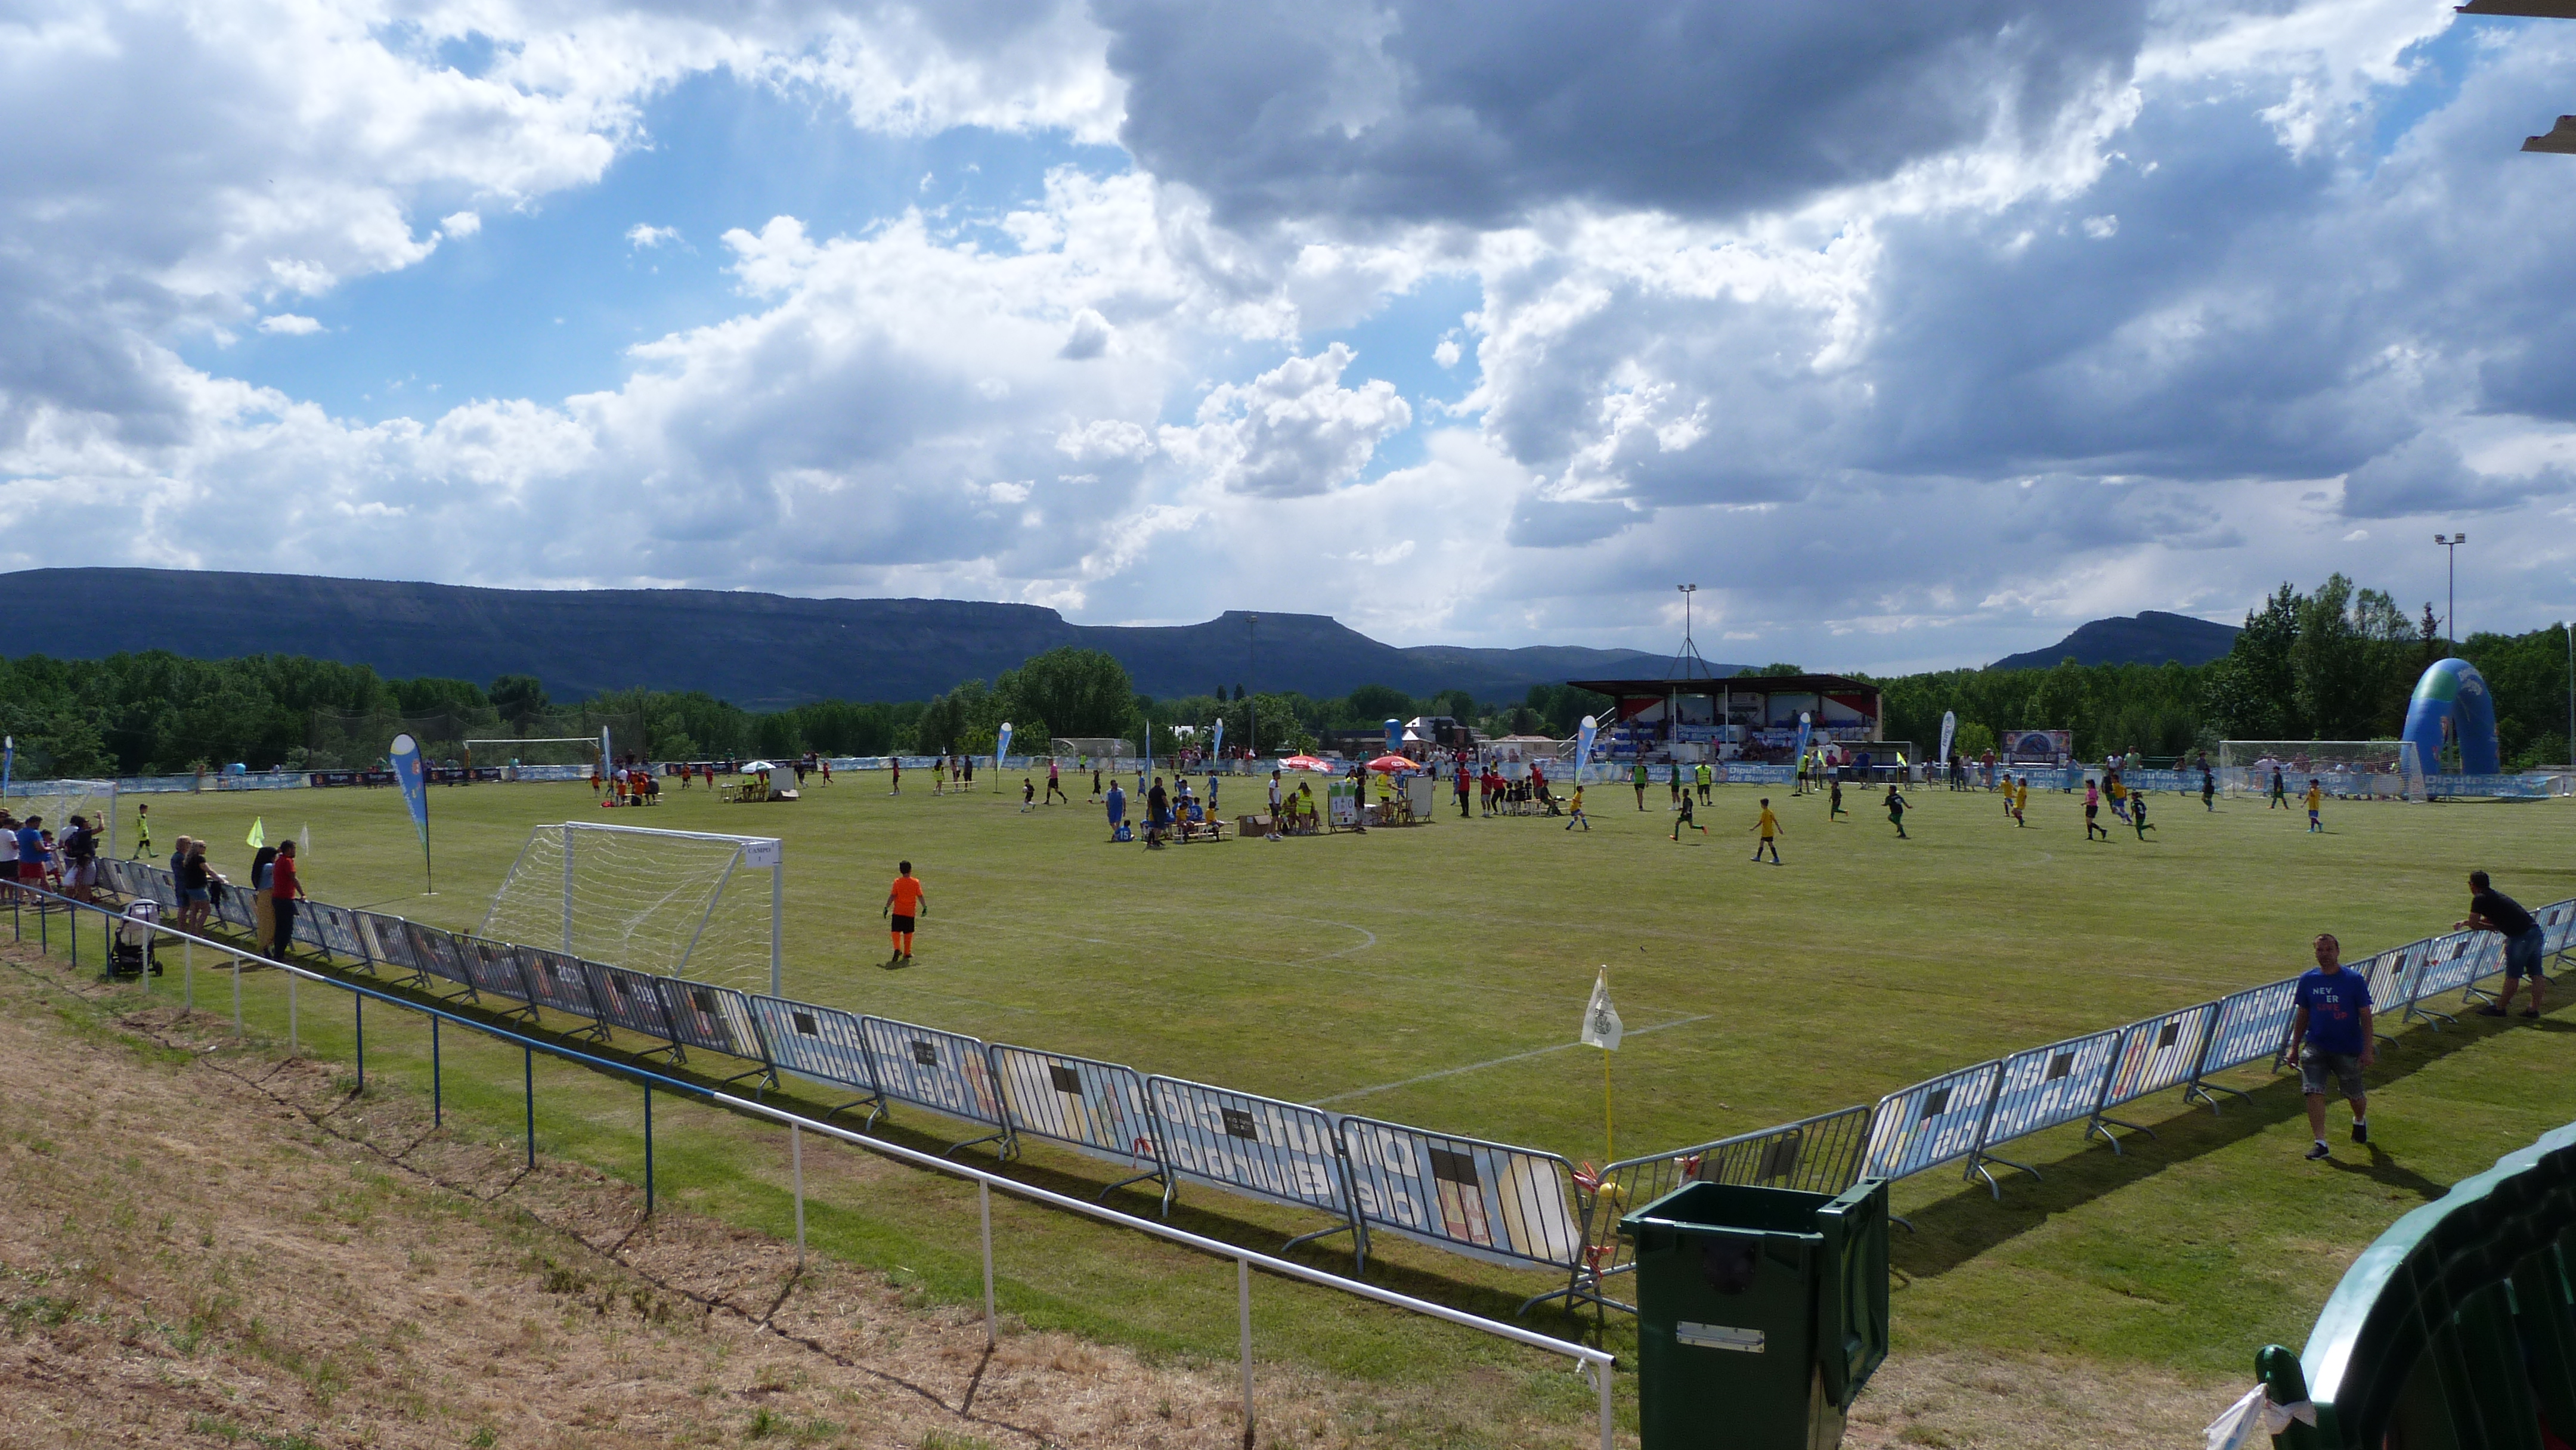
xmin=432 ymin=1016 xmax=441 ymax=1127
xmin=355 ymin=994 xmax=365 ymax=1093
xmin=643 ymin=1085 xmax=654 ymax=1215
xmin=524 ymin=1046 xmax=535 ymax=1169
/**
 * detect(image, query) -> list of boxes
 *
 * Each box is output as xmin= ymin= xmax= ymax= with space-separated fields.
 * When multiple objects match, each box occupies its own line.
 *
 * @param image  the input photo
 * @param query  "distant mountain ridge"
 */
xmin=0 ymin=568 xmax=1693 ymax=709
xmin=1988 ymin=611 xmax=2240 ymax=671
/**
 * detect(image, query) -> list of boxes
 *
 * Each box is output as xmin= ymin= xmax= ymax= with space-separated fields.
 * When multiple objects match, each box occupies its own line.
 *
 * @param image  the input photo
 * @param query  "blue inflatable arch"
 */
xmin=2402 ymin=657 xmax=2500 ymax=776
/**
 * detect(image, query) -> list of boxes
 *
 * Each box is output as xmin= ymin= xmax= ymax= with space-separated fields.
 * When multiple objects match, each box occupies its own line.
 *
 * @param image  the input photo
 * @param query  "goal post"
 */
xmin=479 ymin=822 xmax=784 ymax=994
xmin=2218 ymin=741 xmax=2422 ymax=800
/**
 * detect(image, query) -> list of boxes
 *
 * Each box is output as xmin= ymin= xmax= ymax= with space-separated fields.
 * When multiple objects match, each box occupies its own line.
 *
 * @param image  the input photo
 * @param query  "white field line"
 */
xmin=1309 ymin=1014 xmax=1714 ymax=1107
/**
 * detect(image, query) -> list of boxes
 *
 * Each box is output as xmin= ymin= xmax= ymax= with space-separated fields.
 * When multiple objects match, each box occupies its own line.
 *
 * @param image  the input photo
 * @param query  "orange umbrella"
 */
xmin=1366 ymin=754 xmax=1419 ymax=773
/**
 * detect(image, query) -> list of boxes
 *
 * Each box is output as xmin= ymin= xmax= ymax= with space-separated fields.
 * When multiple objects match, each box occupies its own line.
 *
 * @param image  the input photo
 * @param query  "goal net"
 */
xmin=5 ymin=779 xmax=119 ymax=859
xmin=1051 ymin=738 xmax=1133 ymax=763
xmin=478 ymin=823 xmax=782 ymax=993
xmin=2218 ymin=741 xmax=2422 ymax=800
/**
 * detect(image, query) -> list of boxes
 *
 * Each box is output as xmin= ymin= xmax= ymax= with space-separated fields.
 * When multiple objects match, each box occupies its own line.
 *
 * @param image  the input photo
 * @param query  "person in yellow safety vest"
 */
xmin=1694 ymin=760 xmax=1712 ymax=804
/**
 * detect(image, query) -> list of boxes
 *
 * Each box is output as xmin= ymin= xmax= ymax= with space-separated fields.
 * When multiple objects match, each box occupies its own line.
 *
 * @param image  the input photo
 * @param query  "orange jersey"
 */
xmin=888 ymin=876 xmax=924 ymax=915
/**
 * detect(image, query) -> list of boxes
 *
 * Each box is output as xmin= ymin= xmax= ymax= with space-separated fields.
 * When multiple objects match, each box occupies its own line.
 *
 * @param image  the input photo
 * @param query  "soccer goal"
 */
xmin=478 ymin=823 xmax=783 ymax=994
xmin=2218 ymin=741 xmax=2422 ymax=800
xmin=7 ymin=778 xmax=119 ymax=858
xmin=463 ymin=737 xmax=603 ymax=770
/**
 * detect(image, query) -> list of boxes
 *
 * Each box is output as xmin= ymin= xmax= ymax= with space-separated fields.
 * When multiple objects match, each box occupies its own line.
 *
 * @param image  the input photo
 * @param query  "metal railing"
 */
xmin=4 ymin=885 xmax=1618 ymax=1448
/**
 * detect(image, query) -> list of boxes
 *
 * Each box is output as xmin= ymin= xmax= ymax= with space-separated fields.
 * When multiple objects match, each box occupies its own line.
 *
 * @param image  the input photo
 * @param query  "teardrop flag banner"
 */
xmin=391 ymin=732 xmax=434 ymax=893
xmin=996 ymin=721 xmax=1014 ymax=766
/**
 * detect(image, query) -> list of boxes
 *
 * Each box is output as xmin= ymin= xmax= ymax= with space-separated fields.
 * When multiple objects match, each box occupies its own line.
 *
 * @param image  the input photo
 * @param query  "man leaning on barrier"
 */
xmin=2462 ymin=870 xmax=2548 ymax=1020
xmin=2289 ymin=933 xmax=2373 ymax=1162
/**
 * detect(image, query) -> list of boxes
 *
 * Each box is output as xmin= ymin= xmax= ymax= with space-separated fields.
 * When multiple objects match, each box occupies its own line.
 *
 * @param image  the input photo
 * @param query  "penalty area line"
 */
xmin=1308 ymin=1014 xmax=1714 ymax=1108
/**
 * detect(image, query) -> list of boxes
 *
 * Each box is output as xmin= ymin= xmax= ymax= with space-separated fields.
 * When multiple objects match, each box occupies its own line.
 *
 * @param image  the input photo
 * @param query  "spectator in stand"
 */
xmin=2463 ymin=870 xmax=2549 ymax=1019
xmin=0 ymin=810 xmax=16 ymax=903
xmin=269 ymin=839 xmax=301 ymax=960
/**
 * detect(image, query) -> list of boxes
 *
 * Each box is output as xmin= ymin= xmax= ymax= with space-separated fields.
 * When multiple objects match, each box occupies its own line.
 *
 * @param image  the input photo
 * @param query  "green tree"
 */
xmin=1343 ymin=684 xmax=1413 ymax=724
xmin=995 ymin=647 xmax=1130 ymax=739
xmin=489 ymin=674 xmax=551 ymax=720
xmin=1749 ymin=662 xmax=1804 ymax=677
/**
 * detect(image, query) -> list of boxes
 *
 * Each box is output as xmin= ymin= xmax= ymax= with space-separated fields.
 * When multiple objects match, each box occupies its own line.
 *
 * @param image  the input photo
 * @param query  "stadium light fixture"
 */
xmin=2435 ymin=533 xmax=2466 ymax=645
xmin=1246 ymin=613 xmax=1257 ymax=760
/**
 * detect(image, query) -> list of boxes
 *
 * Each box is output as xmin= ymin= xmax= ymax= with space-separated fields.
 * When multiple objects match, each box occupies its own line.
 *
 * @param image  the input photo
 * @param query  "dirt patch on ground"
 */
xmin=0 ymin=946 xmax=2235 ymax=1448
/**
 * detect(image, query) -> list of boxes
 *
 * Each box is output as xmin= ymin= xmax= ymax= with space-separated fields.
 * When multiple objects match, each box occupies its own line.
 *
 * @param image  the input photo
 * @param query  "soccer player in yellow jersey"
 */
xmin=2305 ymin=779 xmax=2324 ymax=832
xmin=1563 ymin=785 xmax=1590 ymax=832
xmin=1750 ymin=798 xmax=1782 ymax=864
xmin=2012 ymin=775 xmax=2029 ymax=826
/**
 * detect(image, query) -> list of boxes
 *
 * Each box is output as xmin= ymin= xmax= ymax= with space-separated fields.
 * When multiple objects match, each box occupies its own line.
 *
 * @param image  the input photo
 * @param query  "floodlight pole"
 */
xmin=2435 ymin=533 xmax=2466 ymax=646
xmin=1247 ymin=613 xmax=1258 ymax=763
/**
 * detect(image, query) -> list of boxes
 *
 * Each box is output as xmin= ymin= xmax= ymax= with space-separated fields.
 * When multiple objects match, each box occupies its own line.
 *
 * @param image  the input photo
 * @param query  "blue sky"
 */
xmin=3 ymin=0 xmax=2574 ymax=670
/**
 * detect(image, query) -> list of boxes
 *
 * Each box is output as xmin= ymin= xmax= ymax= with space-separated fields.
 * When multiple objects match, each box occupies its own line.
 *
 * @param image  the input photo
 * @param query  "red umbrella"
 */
xmin=1366 ymin=754 xmax=1419 ymax=773
xmin=1281 ymin=754 xmax=1335 ymax=772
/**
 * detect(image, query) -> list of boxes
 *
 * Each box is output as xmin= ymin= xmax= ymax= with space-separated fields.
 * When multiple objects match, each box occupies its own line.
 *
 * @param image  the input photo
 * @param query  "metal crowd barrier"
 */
xmin=4 ymin=884 xmax=1617 ymax=1449
xmin=78 ymin=859 xmax=2576 ymax=1324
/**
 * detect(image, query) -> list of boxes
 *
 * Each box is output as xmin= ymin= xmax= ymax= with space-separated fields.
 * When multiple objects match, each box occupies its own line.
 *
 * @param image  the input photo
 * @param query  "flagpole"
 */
xmin=1603 ymin=966 xmax=1614 ymax=1162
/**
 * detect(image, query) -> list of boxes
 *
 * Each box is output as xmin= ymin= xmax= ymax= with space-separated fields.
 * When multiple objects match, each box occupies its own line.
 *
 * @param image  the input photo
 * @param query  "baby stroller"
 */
xmin=107 ymin=899 xmax=164 ymax=981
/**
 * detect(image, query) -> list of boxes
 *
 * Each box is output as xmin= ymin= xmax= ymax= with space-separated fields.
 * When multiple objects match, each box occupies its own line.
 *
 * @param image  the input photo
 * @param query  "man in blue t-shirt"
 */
xmin=2289 ymin=933 xmax=2374 ymax=1160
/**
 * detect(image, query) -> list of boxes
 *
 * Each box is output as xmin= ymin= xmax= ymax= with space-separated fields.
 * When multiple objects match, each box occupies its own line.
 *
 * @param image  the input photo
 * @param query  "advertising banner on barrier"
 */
xmin=510 ymin=946 xmax=599 ymax=1020
xmin=2354 ymin=944 xmax=2422 ymax=1021
xmin=1144 ymin=1076 xmax=1355 ymax=1219
xmin=2193 ymin=978 xmax=2302 ymax=1079
xmin=2538 ymin=900 xmax=2576 ymax=956
xmin=1336 ymin=1117 xmax=1583 ymax=1270
xmin=1862 ymin=1062 xmax=2004 ymax=1179
xmin=456 ymin=936 xmax=533 ymax=1004
xmin=351 ymin=911 xmax=420 ymax=977
xmin=2095 ymin=1002 xmax=2218 ymax=1111
xmin=2408 ymin=930 xmax=2501 ymax=1005
xmin=215 ymin=882 xmax=256 ymax=932
xmin=658 ymin=979 xmax=767 ymax=1065
xmin=304 ymin=903 xmax=367 ymax=962
xmin=990 ymin=1046 xmax=1167 ymax=1194
xmin=405 ymin=923 xmax=478 ymax=991
xmin=859 ymin=1015 xmax=1010 ymax=1140
xmin=747 ymin=996 xmax=877 ymax=1105
xmin=581 ymin=960 xmax=681 ymax=1044
xmin=1977 ymin=1030 xmax=2122 ymax=1148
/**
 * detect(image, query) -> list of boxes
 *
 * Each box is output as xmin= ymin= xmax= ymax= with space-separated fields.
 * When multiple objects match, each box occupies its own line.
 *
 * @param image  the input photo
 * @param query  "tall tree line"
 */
xmin=4 ymin=579 xmax=2566 ymax=776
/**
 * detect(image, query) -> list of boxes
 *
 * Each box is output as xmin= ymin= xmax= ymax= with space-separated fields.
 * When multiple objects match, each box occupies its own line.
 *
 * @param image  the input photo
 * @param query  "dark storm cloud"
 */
xmin=1094 ymin=0 xmax=2150 ymax=229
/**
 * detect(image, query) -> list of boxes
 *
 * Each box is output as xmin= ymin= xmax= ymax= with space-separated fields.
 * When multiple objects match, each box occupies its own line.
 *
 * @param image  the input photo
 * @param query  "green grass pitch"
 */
xmin=66 ymin=770 xmax=2576 ymax=1436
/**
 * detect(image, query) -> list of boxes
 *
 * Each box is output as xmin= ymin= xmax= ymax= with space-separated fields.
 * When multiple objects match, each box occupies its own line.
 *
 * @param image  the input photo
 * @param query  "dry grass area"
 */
xmin=0 ymin=943 xmax=2237 ymax=1448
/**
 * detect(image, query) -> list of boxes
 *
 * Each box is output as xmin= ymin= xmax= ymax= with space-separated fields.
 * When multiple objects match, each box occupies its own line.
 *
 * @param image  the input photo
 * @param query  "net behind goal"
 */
xmin=478 ymin=823 xmax=782 ymax=994
xmin=2218 ymin=741 xmax=2422 ymax=800
xmin=5 ymin=779 xmax=119 ymax=857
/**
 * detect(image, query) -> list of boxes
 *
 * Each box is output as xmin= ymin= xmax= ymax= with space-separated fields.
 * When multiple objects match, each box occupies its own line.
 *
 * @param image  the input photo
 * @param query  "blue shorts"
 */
xmin=182 ymin=888 xmax=209 ymax=905
xmin=2506 ymin=929 xmax=2547 ymax=981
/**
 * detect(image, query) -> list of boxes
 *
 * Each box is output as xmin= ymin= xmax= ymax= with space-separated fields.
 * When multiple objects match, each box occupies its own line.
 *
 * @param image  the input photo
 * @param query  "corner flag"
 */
xmin=1580 ymin=969 xmax=1623 ymax=1050
xmin=245 ymin=817 xmax=264 ymax=849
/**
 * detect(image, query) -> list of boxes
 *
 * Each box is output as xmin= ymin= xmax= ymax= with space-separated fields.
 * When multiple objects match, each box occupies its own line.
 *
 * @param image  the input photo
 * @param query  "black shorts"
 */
xmin=890 ymin=914 xmax=915 ymax=933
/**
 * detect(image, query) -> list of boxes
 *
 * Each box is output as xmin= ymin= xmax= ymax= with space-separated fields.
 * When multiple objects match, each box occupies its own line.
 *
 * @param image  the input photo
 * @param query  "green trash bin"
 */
xmin=1617 ymin=1176 xmax=1891 ymax=1450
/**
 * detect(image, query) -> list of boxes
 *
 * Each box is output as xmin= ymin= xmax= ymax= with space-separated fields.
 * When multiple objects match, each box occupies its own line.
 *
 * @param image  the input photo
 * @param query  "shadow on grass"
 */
xmin=1891 ymin=1012 xmax=2524 ymax=1279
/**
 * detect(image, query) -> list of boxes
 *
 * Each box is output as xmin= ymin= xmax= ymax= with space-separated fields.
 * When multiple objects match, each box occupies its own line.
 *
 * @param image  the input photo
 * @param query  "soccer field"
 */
xmin=78 ymin=770 xmax=2576 ymax=1426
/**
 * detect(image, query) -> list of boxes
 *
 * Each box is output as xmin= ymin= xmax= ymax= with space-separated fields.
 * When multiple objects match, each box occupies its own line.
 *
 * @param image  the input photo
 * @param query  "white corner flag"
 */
xmin=1581 ymin=969 xmax=1623 ymax=1051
